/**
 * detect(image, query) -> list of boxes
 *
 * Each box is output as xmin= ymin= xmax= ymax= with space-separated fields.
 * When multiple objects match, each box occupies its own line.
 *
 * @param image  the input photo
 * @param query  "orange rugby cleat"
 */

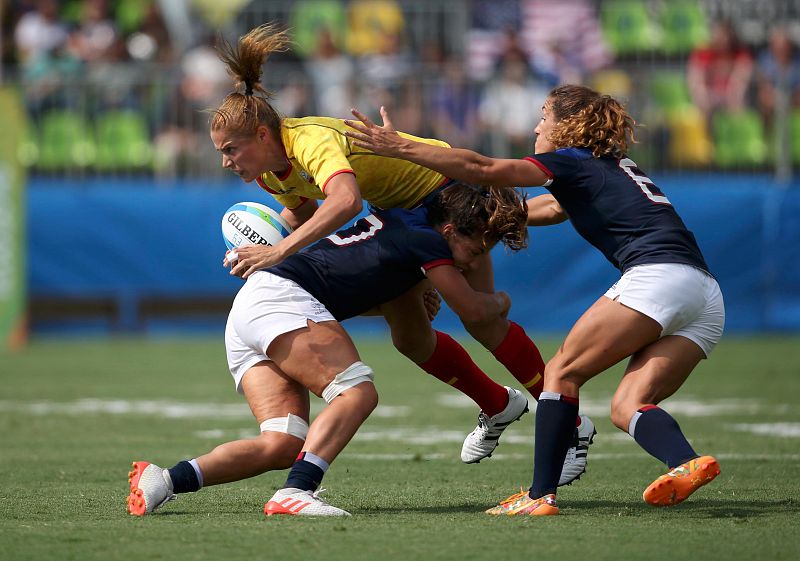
xmin=643 ymin=455 xmax=720 ymax=506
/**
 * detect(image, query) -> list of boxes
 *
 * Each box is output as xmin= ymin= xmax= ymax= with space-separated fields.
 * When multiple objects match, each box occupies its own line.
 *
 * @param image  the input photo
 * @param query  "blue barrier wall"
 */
xmin=27 ymin=175 xmax=800 ymax=333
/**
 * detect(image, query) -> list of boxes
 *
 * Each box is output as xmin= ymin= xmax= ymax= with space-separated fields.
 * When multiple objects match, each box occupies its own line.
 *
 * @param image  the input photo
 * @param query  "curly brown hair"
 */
xmin=426 ymin=184 xmax=528 ymax=251
xmin=209 ymin=23 xmax=288 ymax=136
xmin=546 ymin=84 xmax=636 ymax=158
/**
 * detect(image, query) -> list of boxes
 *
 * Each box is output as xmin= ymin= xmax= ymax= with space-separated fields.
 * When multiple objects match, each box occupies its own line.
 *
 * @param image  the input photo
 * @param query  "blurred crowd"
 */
xmin=2 ymin=0 xmax=800 ymax=177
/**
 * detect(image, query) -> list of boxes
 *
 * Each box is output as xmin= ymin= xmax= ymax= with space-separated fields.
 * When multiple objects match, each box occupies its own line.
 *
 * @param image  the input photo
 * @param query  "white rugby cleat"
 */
xmin=264 ymin=487 xmax=351 ymax=517
xmin=127 ymin=461 xmax=177 ymax=516
xmin=461 ymin=387 xmax=529 ymax=463
xmin=559 ymin=414 xmax=597 ymax=486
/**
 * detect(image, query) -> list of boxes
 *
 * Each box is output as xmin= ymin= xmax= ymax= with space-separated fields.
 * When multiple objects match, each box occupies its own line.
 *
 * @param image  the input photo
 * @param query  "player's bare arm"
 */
xmin=230 ymin=175 xmax=362 ymax=279
xmin=344 ymin=107 xmax=550 ymax=189
xmin=527 ymin=194 xmax=567 ymax=226
xmin=426 ymin=265 xmax=510 ymax=324
xmin=280 ymin=198 xmax=318 ymax=230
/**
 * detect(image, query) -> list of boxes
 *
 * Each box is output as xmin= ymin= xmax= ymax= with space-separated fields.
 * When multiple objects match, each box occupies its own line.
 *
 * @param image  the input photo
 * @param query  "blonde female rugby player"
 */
xmin=345 ymin=84 xmax=725 ymax=515
xmin=206 ymin=23 xmax=595 ymax=475
xmin=128 ymin=183 xmax=527 ymax=517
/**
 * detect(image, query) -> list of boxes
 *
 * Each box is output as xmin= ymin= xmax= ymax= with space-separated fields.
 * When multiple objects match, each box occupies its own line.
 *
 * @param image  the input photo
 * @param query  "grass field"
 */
xmin=1 ymin=334 xmax=799 ymax=561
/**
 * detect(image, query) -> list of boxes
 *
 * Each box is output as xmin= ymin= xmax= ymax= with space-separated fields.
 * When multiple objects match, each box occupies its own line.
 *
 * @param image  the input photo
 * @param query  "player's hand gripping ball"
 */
xmin=221 ymin=202 xmax=293 ymax=261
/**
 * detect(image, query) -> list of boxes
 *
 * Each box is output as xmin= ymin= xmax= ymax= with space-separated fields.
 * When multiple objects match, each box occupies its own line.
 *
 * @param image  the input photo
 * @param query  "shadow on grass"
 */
xmin=356 ymin=497 xmax=798 ymax=518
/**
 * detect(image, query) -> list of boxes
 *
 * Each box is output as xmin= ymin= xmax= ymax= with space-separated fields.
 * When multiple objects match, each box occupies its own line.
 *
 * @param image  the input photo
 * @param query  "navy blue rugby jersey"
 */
xmin=266 ymin=207 xmax=454 ymax=320
xmin=526 ymin=148 xmax=709 ymax=274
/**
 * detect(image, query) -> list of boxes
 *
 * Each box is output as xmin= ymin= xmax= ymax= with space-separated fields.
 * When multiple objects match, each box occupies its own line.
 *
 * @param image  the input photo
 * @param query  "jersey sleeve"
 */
xmin=523 ymin=151 xmax=583 ymax=187
xmin=402 ymin=228 xmax=454 ymax=271
xmin=290 ymin=126 xmax=355 ymax=194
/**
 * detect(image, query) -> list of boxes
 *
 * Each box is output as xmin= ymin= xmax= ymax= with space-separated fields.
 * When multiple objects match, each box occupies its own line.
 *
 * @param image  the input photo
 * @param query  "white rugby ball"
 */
xmin=221 ymin=202 xmax=292 ymax=258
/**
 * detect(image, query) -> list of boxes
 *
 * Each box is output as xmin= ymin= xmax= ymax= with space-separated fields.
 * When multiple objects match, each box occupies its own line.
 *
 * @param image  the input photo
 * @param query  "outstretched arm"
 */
xmin=344 ymin=107 xmax=550 ymax=188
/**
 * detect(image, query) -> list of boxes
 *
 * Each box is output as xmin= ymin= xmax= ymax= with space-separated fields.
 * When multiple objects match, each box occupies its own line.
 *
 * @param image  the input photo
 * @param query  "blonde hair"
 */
xmin=546 ymin=84 xmax=636 ymax=158
xmin=210 ymin=23 xmax=290 ymax=135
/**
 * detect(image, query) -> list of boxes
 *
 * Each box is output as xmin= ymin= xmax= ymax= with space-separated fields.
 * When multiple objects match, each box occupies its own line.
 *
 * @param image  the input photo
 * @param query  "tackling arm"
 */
xmin=425 ymin=265 xmax=510 ymax=325
xmin=344 ymin=107 xmax=550 ymax=188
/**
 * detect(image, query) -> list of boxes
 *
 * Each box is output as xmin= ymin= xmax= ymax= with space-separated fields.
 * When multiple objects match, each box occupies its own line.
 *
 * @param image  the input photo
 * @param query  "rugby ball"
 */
xmin=221 ymin=202 xmax=292 ymax=257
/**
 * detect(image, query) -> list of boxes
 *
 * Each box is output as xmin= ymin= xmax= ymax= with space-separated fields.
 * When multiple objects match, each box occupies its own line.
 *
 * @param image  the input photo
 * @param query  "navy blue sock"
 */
xmin=530 ymin=392 xmax=579 ymax=499
xmin=630 ymin=406 xmax=697 ymax=469
xmin=167 ymin=460 xmax=200 ymax=493
xmin=284 ymin=452 xmax=326 ymax=492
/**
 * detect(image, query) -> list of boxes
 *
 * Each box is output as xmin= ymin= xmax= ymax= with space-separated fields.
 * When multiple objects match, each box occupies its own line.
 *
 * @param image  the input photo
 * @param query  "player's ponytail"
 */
xmin=428 ymin=184 xmax=528 ymax=251
xmin=210 ymin=23 xmax=290 ymax=135
xmin=547 ymin=84 xmax=636 ymax=158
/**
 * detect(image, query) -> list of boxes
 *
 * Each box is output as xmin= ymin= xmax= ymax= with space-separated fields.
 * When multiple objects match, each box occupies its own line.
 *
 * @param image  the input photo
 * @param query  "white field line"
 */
xmin=339 ymin=452 xmax=800 ymax=462
xmin=438 ymin=394 xmax=795 ymax=416
xmin=728 ymin=422 xmax=800 ymax=438
xmin=0 ymin=399 xmax=407 ymax=419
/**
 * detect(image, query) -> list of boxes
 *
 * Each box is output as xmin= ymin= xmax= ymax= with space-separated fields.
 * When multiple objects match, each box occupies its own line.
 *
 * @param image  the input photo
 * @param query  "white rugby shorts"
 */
xmin=604 ymin=263 xmax=725 ymax=357
xmin=225 ymin=271 xmax=336 ymax=393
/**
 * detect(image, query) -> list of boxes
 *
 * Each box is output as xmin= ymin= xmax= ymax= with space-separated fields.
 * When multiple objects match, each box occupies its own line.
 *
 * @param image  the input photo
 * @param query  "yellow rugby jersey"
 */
xmin=255 ymin=116 xmax=450 ymax=210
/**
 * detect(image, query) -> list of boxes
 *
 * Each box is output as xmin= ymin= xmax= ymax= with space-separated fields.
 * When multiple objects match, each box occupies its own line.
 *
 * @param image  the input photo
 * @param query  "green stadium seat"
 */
xmin=659 ymin=2 xmax=710 ymax=55
xmin=290 ymin=0 xmax=347 ymax=58
xmin=712 ymin=109 xmax=768 ymax=167
xmin=37 ymin=109 xmax=96 ymax=171
xmin=115 ymin=0 xmax=151 ymax=34
xmin=94 ymin=110 xmax=153 ymax=171
xmin=649 ymin=71 xmax=692 ymax=116
xmin=600 ymin=0 xmax=660 ymax=55
xmin=791 ymin=110 xmax=800 ymax=165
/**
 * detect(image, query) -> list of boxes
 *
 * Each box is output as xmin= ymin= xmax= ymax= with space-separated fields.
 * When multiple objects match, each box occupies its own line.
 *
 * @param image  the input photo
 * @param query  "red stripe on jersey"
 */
xmin=639 ymin=404 xmax=659 ymax=412
xmin=255 ymin=175 xmax=279 ymax=194
xmin=321 ymin=169 xmax=356 ymax=194
xmin=422 ymin=259 xmax=455 ymax=271
xmin=523 ymin=157 xmax=555 ymax=181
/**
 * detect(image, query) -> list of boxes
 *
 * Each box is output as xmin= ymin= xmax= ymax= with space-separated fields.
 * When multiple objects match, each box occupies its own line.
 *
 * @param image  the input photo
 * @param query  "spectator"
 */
xmin=124 ymin=2 xmax=174 ymax=64
xmin=426 ymin=56 xmax=483 ymax=150
xmin=356 ymin=29 xmax=416 ymax=128
xmin=464 ymin=0 xmax=522 ymax=81
xmin=304 ymin=27 xmax=356 ymax=118
xmin=346 ymin=0 xmax=405 ymax=57
xmin=14 ymin=0 xmax=78 ymax=117
xmin=153 ymin=35 xmax=229 ymax=176
xmin=687 ymin=20 xmax=754 ymax=119
xmin=754 ymin=25 xmax=800 ymax=128
xmin=13 ymin=0 xmax=67 ymax=63
xmin=66 ymin=0 xmax=120 ymax=64
xmin=478 ymin=47 xmax=548 ymax=158
xmin=518 ymin=0 xmax=612 ymax=86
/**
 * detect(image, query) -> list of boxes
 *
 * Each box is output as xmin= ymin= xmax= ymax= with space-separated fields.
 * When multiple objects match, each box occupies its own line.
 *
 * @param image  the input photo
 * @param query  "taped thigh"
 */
xmin=259 ymin=413 xmax=309 ymax=440
xmin=321 ymin=361 xmax=375 ymax=404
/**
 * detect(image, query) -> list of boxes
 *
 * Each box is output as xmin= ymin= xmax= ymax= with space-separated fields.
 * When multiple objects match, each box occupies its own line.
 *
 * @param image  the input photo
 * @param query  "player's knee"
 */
xmin=321 ymin=361 xmax=376 ymax=406
xmin=545 ymin=356 xmax=589 ymax=388
xmin=609 ymin=399 xmax=639 ymax=432
xmin=258 ymin=413 xmax=308 ymax=467
xmin=390 ymin=329 xmax=431 ymax=362
xmin=255 ymin=431 xmax=305 ymax=469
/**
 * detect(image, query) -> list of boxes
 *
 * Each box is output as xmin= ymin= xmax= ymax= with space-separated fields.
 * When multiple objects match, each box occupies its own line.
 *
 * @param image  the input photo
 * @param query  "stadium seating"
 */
xmin=647 ymin=71 xmax=713 ymax=167
xmin=94 ymin=110 xmax=154 ymax=171
xmin=37 ymin=109 xmax=96 ymax=171
xmin=600 ymin=0 xmax=660 ymax=55
xmin=659 ymin=1 xmax=710 ymax=55
xmin=712 ymin=109 xmax=769 ymax=167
